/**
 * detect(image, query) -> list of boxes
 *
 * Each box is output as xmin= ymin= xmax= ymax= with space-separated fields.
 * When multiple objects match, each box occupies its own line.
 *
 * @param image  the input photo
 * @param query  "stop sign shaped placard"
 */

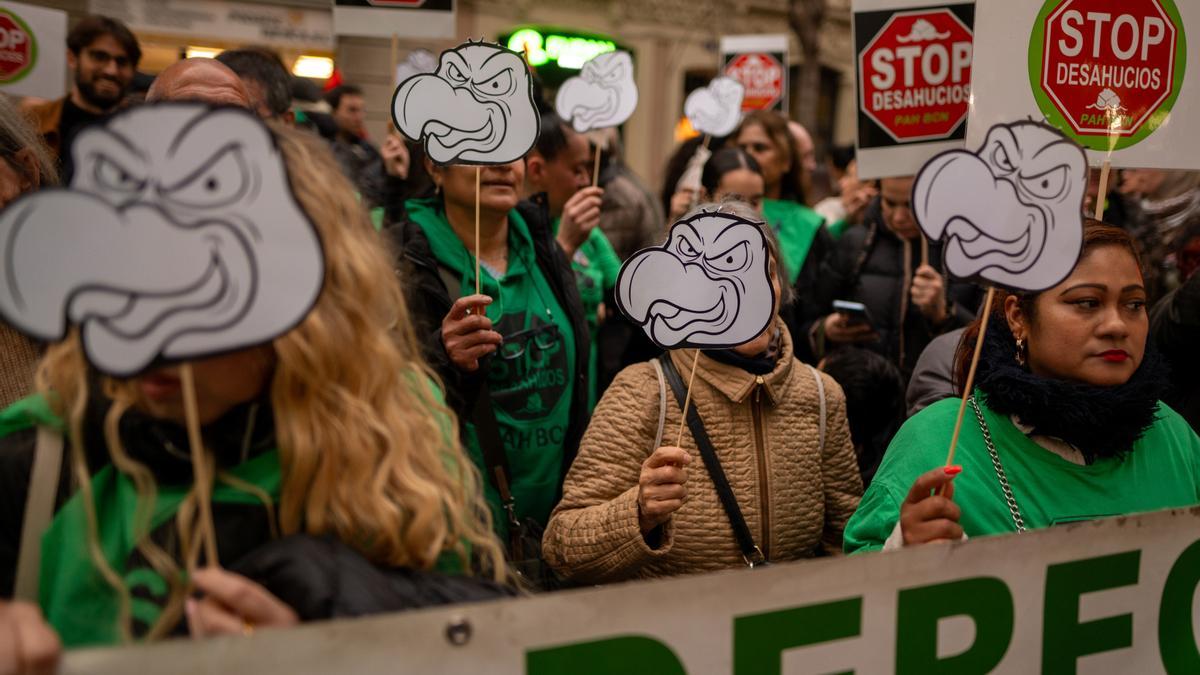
xmin=0 ymin=9 xmax=35 ymax=84
xmin=1031 ymin=0 xmax=1188 ymax=151
xmin=858 ymin=9 xmax=973 ymax=143
xmin=724 ymin=53 xmax=784 ymax=111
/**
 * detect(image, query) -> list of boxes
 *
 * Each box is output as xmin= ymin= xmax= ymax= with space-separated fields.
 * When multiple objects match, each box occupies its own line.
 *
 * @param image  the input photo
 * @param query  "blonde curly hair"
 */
xmin=35 ymin=122 xmax=506 ymax=641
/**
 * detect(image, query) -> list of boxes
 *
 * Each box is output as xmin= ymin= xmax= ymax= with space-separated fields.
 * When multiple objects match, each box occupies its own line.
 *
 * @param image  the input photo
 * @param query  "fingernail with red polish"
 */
xmin=944 ymin=465 xmax=963 ymax=476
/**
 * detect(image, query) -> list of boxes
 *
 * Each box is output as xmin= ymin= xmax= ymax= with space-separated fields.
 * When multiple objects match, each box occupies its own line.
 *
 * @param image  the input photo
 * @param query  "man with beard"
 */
xmin=26 ymin=15 xmax=140 ymax=177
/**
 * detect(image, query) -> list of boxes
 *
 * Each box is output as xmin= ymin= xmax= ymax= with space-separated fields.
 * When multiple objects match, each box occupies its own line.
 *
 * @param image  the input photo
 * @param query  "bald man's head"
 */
xmin=147 ymin=58 xmax=251 ymax=108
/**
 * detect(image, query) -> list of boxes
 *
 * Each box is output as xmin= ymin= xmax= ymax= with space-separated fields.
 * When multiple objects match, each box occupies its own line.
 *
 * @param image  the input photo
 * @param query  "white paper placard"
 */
xmin=0 ymin=1 xmax=66 ymax=100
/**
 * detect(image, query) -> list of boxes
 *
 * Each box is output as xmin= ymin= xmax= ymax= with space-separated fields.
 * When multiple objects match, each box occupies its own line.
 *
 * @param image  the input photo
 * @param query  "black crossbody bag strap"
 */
xmin=658 ymin=354 xmax=765 ymax=567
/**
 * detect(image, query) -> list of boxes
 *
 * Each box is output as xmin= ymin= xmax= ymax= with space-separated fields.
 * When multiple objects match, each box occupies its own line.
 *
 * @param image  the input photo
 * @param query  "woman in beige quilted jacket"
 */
xmin=542 ymin=206 xmax=863 ymax=584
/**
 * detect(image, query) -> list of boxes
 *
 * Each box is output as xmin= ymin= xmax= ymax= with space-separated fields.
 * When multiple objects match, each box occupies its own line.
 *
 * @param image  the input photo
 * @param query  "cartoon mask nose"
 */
xmin=395 ymin=75 xmax=494 ymax=137
xmin=915 ymin=151 xmax=1041 ymax=243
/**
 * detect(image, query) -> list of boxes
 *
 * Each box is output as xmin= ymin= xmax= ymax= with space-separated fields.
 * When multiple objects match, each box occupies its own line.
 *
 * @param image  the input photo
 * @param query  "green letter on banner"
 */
xmin=895 ymin=577 xmax=1014 ymax=673
xmin=1043 ymin=550 xmax=1140 ymax=674
xmin=1159 ymin=538 xmax=1200 ymax=674
xmin=526 ymin=635 xmax=686 ymax=675
xmin=733 ymin=597 xmax=861 ymax=675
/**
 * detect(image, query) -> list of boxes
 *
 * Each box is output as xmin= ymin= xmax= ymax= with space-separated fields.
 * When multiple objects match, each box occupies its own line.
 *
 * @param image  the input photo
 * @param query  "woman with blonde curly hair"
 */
xmin=0 ymin=122 xmax=508 ymax=649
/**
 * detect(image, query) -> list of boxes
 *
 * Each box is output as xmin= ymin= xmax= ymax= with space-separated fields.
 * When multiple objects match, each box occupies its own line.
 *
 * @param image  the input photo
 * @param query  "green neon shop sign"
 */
xmin=506 ymin=28 xmax=617 ymax=69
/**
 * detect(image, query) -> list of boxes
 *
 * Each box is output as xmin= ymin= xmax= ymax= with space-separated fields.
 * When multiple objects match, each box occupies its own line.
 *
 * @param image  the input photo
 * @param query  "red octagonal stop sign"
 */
xmin=1039 ymin=0 xmax=1179 ymax=139
xmin=725 ymin=53 xmax=784 ymax=111
xmin=858 ymin=9 xmax=974 ymax=142
xmin=0 ymin=10 xmax=34 ymax=84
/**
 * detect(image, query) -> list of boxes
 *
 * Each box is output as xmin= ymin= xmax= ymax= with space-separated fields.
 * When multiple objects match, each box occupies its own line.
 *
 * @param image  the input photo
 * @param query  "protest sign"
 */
xmin=720 ymin=35 xmax=788 ymax=113
xmin=684 ymin=77 xmax=745 ymax=139
xmin=853 ymin=0 xmax=975 ymax=179
xmin=555 ymin=51 xmax=638 ymax=134
xmin=63 ymin=507 xmax=1200 ymax=674
xmin=333 ymin=0 xmax=455 ymax=39
xmin=969 ymin=0 xmax=1199 ymax=169
xmin=0 ymin=1 xmax=65 ymax=100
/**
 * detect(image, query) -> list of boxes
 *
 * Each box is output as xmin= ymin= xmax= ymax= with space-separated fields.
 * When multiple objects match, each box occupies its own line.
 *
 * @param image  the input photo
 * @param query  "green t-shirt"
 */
xmin=553 ymin=220 xmax=621 ymax=411
xmin=407 ymin=198 xmax=575 ymax=534
xmin=845 ymin=394 xmax=1200 ymax=553
xmin=761 ymin=198 xmax=825 ymax=285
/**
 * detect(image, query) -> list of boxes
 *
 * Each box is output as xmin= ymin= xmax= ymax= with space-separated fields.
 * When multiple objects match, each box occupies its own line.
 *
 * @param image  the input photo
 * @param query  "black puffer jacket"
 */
xmin=796 ymin=198 xmax=982 ymax=378
xmin=387 ymin=195 xmax=591 ymax=490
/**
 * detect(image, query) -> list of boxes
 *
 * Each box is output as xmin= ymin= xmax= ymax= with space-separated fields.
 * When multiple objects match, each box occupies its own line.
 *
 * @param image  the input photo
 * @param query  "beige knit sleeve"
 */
xmin=542 ymin=362 xmax=675 ymax=583
xmin=816 ymin=373 xmax=864 ymax=555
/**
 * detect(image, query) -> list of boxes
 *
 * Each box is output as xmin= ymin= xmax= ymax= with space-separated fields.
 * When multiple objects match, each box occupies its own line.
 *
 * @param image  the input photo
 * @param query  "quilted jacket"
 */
xmin=542 ymin=321 xmax=863 ymax=583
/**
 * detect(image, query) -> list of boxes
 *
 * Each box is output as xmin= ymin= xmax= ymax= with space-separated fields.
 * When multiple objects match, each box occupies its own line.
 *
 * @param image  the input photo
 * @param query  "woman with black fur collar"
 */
xmin=844 ymin=222 xmax=1200 ymax=551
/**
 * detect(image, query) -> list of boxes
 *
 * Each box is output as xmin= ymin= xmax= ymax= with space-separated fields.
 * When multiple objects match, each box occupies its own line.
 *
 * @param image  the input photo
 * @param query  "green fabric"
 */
xmin=761 ymin=198 xmax=825 ymax=285
xmin=554 ymin=219 xmax=621 ymax=411
xmin=407 ymin=198 xmax=575 ymax=535
xmin=0 ymin=390 xmax=465 ymax=648
xmin=827 ymin=218 xmax=849 ymax=239
xmin=369 ymin=207 xmax=385 ymax=232
xmin=844 ymin=394 xmax=1200 ymax=554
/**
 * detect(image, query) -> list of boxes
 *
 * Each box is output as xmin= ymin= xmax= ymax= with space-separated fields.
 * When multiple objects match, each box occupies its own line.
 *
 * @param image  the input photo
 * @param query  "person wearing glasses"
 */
xmin=25 ymin=15 xmax=140 ymax=179
xmin=794 ymin=175 xmax=981 ymax=379
xmin=392 ymin=156 xmax=590 ymax=554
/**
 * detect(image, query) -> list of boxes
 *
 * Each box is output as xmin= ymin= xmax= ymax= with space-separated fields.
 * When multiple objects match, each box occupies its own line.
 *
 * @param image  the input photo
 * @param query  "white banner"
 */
xmin=968 ymin=0 xmax=1200 ymax=169
xmin=87 ymin=0 xmax=334 ymax=51
xmin=63 ymin=507 xmax=1200 ymax=674
xmin=0 ymin=1 xmax=66 ymax=100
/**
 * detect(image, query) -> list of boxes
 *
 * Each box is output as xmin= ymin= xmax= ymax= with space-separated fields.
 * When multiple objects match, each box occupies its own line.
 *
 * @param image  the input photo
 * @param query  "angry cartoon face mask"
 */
xmin=615 ymin=211 xmax=777 ymax=350
xmin=0 ymin=104 xmax=325 ymax=376
xmin=392 ymin=41 xmax=541 ymax=165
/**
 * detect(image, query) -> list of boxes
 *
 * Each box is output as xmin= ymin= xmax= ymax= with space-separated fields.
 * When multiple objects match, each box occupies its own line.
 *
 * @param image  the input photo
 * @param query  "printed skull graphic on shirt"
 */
xmin=0 ymin=104 xmax=324 ymax=376
xmin=912 ymin=120 xmax=1087 ymax=292
xmin=615 ymin=211 xmax=776 ymax=350
xmin=392 ymin=41 xmax=540 ymax=165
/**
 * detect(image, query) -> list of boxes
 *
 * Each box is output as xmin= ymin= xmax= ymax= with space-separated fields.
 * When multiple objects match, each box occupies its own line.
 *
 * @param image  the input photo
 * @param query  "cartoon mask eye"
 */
xmin=676 ymin=237 xmax=700 ymax=260
xmin=445 ymin=63 xmax=468 ymax=84
xmin=163 ymin=146 xmax=250 ymax=210
xmin=706 ymin=241 xmax=749 ymax=272
xmin=604 ymin=63 xmax=626 ymax=83
xmin=990 ymin=144 xmax=1016 ymax=173
xmin=476 ymin=68 xmax=514 ymax=97
xmin=1020 ymin=165 xmax=1070 ymax=201
xmin=93 ymin=155 xmax=145 ymax=195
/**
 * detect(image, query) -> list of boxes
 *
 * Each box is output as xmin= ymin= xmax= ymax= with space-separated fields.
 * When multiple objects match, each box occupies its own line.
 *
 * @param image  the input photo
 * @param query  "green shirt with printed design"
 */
xmin=844 ymin=394 xmax=1200 ymax=554
xmin=407 ymin=199 xmax=576 ymax=535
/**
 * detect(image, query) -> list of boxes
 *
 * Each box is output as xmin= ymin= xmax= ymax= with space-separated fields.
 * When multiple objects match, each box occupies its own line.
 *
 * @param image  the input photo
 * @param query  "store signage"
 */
xmin=89 ymin=0 xmax=333 ymax=50
xmin=333 ymin=0 xmax=454 ymax=39
xmin=506 ymin=28 xmax=617 ymax=70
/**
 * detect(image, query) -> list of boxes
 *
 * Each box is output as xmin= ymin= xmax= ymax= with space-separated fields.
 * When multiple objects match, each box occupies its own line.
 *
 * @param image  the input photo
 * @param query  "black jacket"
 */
xmin=388 ymin=195 xmax=591 ymax=491
xmin=795 ymin=198 xmax=981 ymax=378
xmin=1152 ymin=272 xmax=1200 ymax=432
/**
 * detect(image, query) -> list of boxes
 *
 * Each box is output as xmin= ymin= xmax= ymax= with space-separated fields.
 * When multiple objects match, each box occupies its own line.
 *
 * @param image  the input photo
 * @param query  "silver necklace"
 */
xmin=969 ymin=396 xmax=1027 ymax=533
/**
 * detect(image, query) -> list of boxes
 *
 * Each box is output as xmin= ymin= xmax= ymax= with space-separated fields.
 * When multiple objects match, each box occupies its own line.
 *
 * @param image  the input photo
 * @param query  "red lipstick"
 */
xmin=1099 ymin=350 xmax=1130 ymax=363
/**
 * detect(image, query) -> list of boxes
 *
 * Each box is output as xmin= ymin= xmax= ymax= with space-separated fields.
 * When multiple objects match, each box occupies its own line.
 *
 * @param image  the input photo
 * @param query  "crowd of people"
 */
xmin=1 ymin=14 xmax=1199 ymax=670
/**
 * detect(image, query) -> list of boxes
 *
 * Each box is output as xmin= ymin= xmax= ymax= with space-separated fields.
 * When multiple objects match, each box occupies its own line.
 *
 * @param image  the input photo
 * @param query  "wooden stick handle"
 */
xmin=945 ymin=286 xmax=997 ymax=467
xmin=592 ymin=142 xmax=603 ymax=188
xmin=701 ymin=134 xmax=711 ymax=151
xmin=920 ymin=234 xmax=930 ymax=269
xmin=474 ymin=165 xmax=482 ymax=295
xmin=675 ymin=350 xmax=701 ymax=448
xmin=180 ymin=363 xmax=219 ymax=568
xmin=1094 ymin=160 xmax=1112 ymax=222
